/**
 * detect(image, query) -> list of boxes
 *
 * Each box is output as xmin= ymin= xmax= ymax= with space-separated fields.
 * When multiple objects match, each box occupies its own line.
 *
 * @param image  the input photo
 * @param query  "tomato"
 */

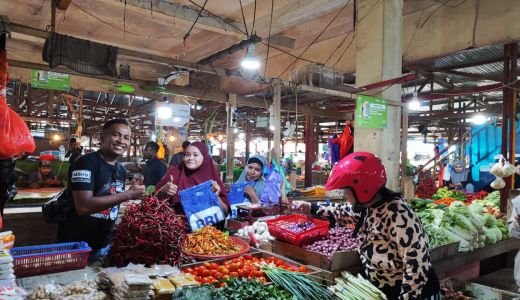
xmin=209 ymin=262 xmax=219 ymax=270
xmin=222 ymin=275 xmax=230 ymax=280
xmin=298 ymin=266 xmax=308 ymax=273
xmin=275 ymin=259 xmax=284 ymax=266
xmin=210 ymin=270 xmax=220 ymax=278
xmin=206 ymin=276 xmax=215 ymax=282
xmin=245 ymin=254 xmax=253 ymax=260
xmin=194 ymin=276 xmax=202 ymax=282
xmin=268 ymin=256 xmax=276 ymax=263
xmin=219 ymin=282 xmax=228 ymax=288
xmin=200 ymin=277 xmax=210 ymax=284
xmin=184 ymin=267 xmax=194 ymax=274
xmin=229 ymin=272 xmax=239 ymax=277
xmin=203 ymin=262 xmax=211 ymax=268
xmin=218 ymin=266 xmax=229 ymax=275
xmin=258 ymin=276 xmax=267 ymax=283
xmin=228 ymin=263 xmax=238 ymax=272
xmin=202 ymin=270 xmax=211 ymax=277
xmin=247 ymin=275 xmax=253 ymax=281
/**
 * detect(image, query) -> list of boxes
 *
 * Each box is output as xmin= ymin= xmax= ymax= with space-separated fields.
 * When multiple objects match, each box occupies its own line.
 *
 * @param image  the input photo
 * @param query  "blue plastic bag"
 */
xmin=178 ymin=180 xmax=225 ymax=232
xmin=226 ymin=182 xmax=251 ymax=219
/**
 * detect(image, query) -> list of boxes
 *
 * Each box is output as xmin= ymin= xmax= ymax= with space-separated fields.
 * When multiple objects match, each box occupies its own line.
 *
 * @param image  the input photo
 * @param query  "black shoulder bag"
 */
xmin=42 ymin=189 xmax=74 ymax=223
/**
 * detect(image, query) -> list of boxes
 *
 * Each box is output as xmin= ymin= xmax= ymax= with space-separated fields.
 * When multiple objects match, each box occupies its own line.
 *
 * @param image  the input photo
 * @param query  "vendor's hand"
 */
xmin=244 ymin=185 xmax=255 ymax=197
xmin=291 ymin=200 xmax=311 ymax=214
xmin=126 ymin=182 xmax=145 ymax=200
xmin=224 ymin=183 xmax=231 ymax=193
xmin=211 ymin=181 xmax=221 ymax=195
xmin=160 ymin=176 xmax=178 ymax=196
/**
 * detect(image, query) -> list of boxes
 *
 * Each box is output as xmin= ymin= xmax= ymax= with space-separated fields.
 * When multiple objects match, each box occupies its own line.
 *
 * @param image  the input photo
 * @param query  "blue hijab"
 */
xmin=450 ymin=160 xmax=467 ymax=185
xmin=237 ymin=155 xmax=267 ymax=198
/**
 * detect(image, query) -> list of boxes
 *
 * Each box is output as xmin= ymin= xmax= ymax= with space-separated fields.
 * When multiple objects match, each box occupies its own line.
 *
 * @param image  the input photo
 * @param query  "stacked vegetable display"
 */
xmin=412 ymin=191 xmax=509 ymax=252
xmin=329 ymin=272 xmax=387 ymax=300
xmin=302 ymin=227 xmax=359 ymax=260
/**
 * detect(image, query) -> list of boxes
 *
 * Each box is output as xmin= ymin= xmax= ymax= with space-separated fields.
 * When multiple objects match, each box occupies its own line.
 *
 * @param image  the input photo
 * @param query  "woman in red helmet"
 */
xmin=293 ymin=152 xmax=440 ymax=300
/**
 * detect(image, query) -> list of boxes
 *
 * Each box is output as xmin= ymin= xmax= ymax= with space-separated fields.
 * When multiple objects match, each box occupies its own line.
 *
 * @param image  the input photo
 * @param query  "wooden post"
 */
xmin=305 ymin=113 xmax=313 ymax=187
xmin=226 ymin=93 xmax=237 ymax=184
xmin=245 ymin=124 xmax=251 ymax=163
xmin=501 ymin=42 xmax=518 ymax=212
xmin=273 ymin=80 xmax=282 ymax=166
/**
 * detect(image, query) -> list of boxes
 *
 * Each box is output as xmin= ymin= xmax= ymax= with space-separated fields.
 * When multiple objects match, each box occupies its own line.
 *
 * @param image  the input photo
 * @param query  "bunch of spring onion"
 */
xmin=260 ymin=264 xmax=333 ymax=300
xmin=329 ymin=272 xmax=387 ymax=300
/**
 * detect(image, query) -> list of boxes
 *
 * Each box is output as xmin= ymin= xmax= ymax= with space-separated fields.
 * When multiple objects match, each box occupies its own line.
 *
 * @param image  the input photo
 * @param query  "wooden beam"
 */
xmin=273 ymin=80 xmax=282 ymax=165
xmin=102 ymin=0 xmax=244 ymax=36
xmin=268 ymin=34 xmax=296 ymax=49
xmin=304 ymin=113 xmax=313 ymax=188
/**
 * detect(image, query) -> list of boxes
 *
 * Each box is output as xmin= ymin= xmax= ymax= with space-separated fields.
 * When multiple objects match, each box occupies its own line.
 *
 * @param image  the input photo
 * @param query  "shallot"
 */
xmin=303 ymin=227 xmax=359 ymax=260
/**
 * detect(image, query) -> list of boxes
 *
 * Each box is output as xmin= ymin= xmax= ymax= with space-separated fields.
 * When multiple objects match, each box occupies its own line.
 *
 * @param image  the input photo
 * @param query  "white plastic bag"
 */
xmin=491 ymin=156 xmax=507 ymax=178
xmin=491 ymin=177 xmax=506 ymax=189
xmin=515 ymin=251 xmax=520 ymax=291
xmin=503 ymin=161 xmax=517 ymax=177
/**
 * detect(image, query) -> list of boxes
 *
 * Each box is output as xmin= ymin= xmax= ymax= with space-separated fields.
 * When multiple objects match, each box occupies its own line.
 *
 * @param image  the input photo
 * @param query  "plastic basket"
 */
xmin=10 ymin=242 xmax=91 ymax=277
xmin=266 ymin=214 xmax=329 ymax=246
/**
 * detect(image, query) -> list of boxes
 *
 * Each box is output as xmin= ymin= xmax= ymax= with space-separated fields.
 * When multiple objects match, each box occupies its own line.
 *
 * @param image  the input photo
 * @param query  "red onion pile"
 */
xmin=303 ymin=227 xmax=359 ymax=260
xmin=109 ymin=196 xmax=188 ymax=267
xmin=282 ymin=221 xmax=316 ymax=233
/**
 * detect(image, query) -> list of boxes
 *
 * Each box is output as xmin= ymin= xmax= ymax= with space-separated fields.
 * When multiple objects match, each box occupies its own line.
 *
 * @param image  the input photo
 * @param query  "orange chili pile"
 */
xmin=434 ymin=197 xmax=457 ymax=206
xmin=184 ymin=226 xmax=242 ymax=255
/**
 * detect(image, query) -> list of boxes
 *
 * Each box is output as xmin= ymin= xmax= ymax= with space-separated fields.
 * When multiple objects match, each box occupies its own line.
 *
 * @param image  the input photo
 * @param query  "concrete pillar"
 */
xmin=354 ymin=0 xmax=403 ymax=191
xmin=226 ymin=94 xmax=237 ymax=184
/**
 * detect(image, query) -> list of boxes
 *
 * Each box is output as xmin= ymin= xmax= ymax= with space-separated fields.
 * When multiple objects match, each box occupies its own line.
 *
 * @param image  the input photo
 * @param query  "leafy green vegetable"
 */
xmin=213 ymin=278 xmax=292 ymax=300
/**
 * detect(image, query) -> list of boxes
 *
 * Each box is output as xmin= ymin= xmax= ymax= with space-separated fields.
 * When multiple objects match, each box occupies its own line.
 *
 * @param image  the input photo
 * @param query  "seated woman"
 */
xmin=235 ymin=155 xmax=268 ymax=204
xmin=155 ymin=141 xmax=230 ymax=216
xmin=448 ymin=160 xmax=467 ymax=190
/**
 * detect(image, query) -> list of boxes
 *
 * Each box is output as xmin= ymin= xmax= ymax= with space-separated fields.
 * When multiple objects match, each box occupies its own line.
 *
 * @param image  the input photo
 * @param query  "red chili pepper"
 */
xmin=109 ymin=196 xmax=188 ymax=266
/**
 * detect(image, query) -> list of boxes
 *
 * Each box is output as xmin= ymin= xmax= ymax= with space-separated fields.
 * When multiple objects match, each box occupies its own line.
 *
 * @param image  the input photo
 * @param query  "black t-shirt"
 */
xmin=143 ymin=157 xmax=167 ymax=188
xmin=57 ymin=151 xmax=126 ymax=251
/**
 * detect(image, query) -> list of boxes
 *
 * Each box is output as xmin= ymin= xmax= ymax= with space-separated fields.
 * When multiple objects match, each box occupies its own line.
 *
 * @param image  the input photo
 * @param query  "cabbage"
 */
xmin=483 ymin=227 xmax=497 ymax=244
xmin=484 ymin=214 xmax=497 ymax=227
xmin=445 ymin=226 xmax=475 ymax=241
xmin=468 ymin=202 xmax=484 ymax=214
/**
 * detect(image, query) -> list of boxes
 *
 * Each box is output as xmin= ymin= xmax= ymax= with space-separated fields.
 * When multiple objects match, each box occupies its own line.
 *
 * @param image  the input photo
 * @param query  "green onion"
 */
xmin=329 ymin=272 xmax=387 ymax=300
xmin=260 ymin=264 xmax=333 ymax=300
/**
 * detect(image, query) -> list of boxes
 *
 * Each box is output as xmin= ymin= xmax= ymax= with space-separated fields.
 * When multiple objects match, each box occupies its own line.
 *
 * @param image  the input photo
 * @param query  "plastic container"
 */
xmin=10 ymin=242 xmax=91 ymax=277
xmin=266 ymin=214 xmax=329 ymax=246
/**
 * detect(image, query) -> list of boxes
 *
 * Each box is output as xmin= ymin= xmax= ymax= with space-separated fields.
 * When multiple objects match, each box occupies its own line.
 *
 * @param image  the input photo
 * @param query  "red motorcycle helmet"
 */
xmin=325 ymin=152 xmax=387 ymax=203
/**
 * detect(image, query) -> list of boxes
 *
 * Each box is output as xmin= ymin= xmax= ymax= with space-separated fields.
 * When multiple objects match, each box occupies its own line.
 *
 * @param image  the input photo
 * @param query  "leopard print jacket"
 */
xmin=315 ymin=198 xmax=432 ymax=300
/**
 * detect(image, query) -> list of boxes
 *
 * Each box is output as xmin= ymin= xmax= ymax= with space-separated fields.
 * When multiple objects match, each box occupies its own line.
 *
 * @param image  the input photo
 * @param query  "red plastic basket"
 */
xmin=266 ymin=214 xmax=329 ymax=246
xmin=10 ymin=242 xmax=91 ymax=277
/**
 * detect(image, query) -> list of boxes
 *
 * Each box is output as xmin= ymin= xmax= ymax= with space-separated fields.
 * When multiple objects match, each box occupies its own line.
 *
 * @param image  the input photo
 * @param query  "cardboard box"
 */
xmin=271 ymin=240 xmax=361 ymax=272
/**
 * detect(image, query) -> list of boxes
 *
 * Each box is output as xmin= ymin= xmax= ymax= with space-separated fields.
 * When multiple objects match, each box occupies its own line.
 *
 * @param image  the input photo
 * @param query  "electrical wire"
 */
xmin=332 ymin=33 xmax=355 ymax=68
xmin=263 ymin=0 xmax=275 ymax=78
xmin=472 ymin=0 xmax=480 ymax=48
xmin=421 ymin=0 xmax=470 ymax=28
xmin=238 ymin=0 xmax=249 ymax=36
xmin=188 ymin=0 xmax=247 ymax=36
xmin=251 ymin=0 xmax=257 ymax=34
xmin=184 ymin=0 xmax=209 ymax=41
xmin=276 ymin=2 xmax=351 ymax=78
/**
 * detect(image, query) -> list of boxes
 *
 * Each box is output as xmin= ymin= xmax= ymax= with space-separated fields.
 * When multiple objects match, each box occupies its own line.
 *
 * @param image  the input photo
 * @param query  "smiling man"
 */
xmin=56 ymin=118 xmax=145 ymax=251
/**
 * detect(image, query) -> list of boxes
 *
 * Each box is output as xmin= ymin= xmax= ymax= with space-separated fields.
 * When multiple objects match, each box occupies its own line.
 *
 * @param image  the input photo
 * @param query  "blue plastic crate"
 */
xmin=10 ymin=242 xmax=91 ymax=277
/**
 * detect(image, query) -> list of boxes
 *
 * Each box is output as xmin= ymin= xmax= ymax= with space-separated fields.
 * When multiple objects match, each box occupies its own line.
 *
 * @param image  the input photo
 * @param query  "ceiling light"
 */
xmin=449 ymin=145 xmax=457 ymax=153
xmin=169 ymin=136 xmax=175 ymax=142
xmin=151 ymin=134 xmax=157 ymax=141
xmin=53 ymin=134 xmax=61 ymax=141
xmin=470 ymin=113 xmax=487 ymax=125
xmin=238 ymin=133 xmax=245 ymax=139
xmin=408 ymin=92 xmax=421 ymax=111
xmin=196 ymin=105 xmax=202 ymax=110
xmin=241 ymin=44 xmax=260 ymax=70
xmin=233 ymin=128 xmax=239 ymax=134
xmin=157 ymin=105 xmax=172 ymax=119
xmin=269 ymin=125 xmax=275 ymax=131
xmin=249 ymin=119 xmax=255 ymax=123
xmin=173 ymin=117 xmax=181 ymax=123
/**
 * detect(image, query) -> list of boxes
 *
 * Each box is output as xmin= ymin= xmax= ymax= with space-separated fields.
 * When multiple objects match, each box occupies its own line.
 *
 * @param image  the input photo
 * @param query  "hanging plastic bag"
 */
xmin=491 ymin=155 xmax=507 ymax=178
xmin=226 ymin=182 xmax=250 ymax=219
xmin=490 ymin=177 xmax=506 ymax=190
xmin=0 ymin=50 xmax=35 ymax=159
xmin=503 ymin=161 xmax=517 ymax=177
xmin=178 ymin=180 xmax=225 ymax=232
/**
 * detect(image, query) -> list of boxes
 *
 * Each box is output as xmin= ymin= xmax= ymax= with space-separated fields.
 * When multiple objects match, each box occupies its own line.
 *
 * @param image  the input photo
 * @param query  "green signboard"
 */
xmin=31 ymin=70 xmax=70 ymax=91
xmin=355 ymin=95 xmax=387 ymax=128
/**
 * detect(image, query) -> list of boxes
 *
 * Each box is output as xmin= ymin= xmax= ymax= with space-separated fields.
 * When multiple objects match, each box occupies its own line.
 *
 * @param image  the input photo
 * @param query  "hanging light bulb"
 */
xmin=53 ymin=134 xmax=61 ymax=141
xmin=241 ymin=44 xmax=260 ymax=70
xmin=238 ymin=133 xmax=245 ymax=139
xmin=157 ymin=105 xmax=172 ymax=119
xmin=168 ymin=136 xmax=175 ymax=142
xmin=408 ymin=92 xmax=421 ymax=111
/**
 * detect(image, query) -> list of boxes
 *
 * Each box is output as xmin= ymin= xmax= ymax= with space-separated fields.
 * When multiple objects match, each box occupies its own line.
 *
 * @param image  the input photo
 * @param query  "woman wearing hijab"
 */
xmin=155 ymin=141 xmax=230 ymax=215
xmin=235 ymin=155 xmax=268 ymax=203
xmin=449 ymin=160 xmax=467 ymax=190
